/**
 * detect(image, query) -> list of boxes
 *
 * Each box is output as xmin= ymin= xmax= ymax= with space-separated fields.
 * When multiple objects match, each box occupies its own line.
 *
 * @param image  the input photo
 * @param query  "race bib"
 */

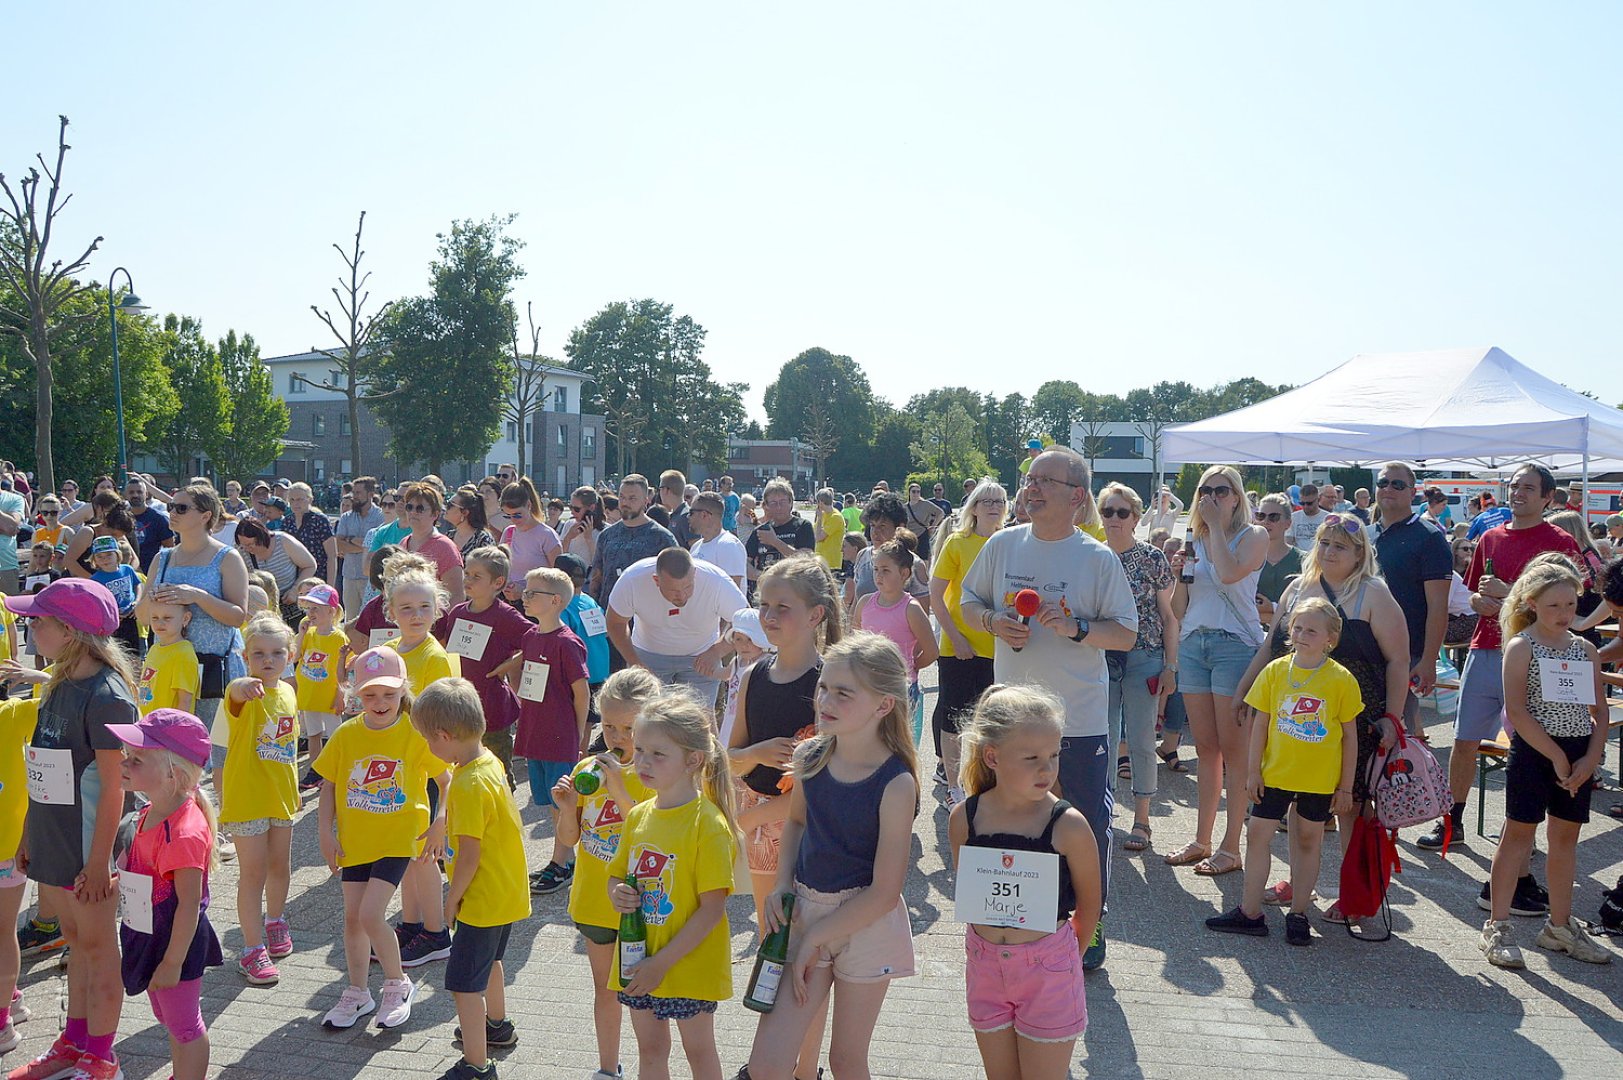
xmin=447 ymin=619 xmax=492 ymax=661
xmin=24 ymin=574 xmax=51 ymax=592
xmin=1538 ymin=657 xmax=1596 ymax=705
xmin=579 ymin=608 xmax=607 ymax=637
xmin=519 ymin=660 xmax=550 ymax=703
xmin=119 ymin=869 xmax=154 ymax=934
xmin=954 ymin=846 xmax=1060 ymax=932
xmin=369 ymin=629 xmax=396 ymax=649
xmin=24 ymin=746 xmax=73 ymax=804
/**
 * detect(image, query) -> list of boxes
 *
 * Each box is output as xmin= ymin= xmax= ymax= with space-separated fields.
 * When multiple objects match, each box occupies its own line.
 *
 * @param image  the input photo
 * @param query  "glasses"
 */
xmin=1025 ymin=475 xmax=1080 ymax=491
xmin=1322 ymin=514 xmax=1362 ymax=536
xmin=1198 ymin=485 xmax=1233 ymax=498
xmin=503 ymin=509 xmax=526 ymax=520
xmin=1100 ymin=507 xmax=1135 ymax=519
xmin=570 ymin=505 xmax=585 ymax=514
xmin=403 ymin=502 xmax=432 ymax=514
xmin=1254 ymin=511 xmax=1283 ymax=522
xmin=976 ymin=499 xmax=1007 ymax=509
xmin=520 ymin=588 xmax=563 ymax=600
xmin=1375 ymin=478 xmax=1411 ymax=491
xmin=168 ymin=503 xmax=194 ymax=515
xmin=381 ymin=501 xmax=397 ymax=509
xmin=41 ymin=508 xmax=59 ymax=516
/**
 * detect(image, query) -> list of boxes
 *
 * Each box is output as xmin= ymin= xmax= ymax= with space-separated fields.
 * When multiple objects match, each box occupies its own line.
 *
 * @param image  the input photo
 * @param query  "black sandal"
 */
xmin=1117 ymin=755 xmax=1132 ymax=780
xmin=1160 ymin=750 xmax=1190 ymax=773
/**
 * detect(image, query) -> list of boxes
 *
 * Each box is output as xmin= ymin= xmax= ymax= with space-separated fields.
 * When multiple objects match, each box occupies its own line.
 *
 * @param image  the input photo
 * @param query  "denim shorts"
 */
xmin=1178 ymin=628 xmax=1258 ymax=697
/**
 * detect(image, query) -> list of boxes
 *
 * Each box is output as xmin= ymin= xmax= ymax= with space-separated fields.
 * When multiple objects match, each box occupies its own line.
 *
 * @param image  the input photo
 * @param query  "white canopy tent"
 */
xmin=1161 ymin=349 xmax=1623 ymax=500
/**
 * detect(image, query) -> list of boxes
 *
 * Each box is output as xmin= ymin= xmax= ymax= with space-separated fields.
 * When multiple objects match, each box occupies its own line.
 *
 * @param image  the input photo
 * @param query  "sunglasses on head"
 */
xmin=1198 ymin=484 xmax=1233 ymax=498
xmin=1100 ymin=506 xmax=1134 ymax=519
xmin=1375 ymin=477 xmax=1410 ymax=490
xmin=1322 ymin=514 xmax=1362 ymax=536
xmin=1254 ymin=511 xmax=1283 ymax=522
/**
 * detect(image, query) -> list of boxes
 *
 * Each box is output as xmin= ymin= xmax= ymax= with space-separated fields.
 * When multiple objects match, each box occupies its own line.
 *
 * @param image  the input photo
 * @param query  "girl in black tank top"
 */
xmin=737 ymin=654 xmax=821 ymax=796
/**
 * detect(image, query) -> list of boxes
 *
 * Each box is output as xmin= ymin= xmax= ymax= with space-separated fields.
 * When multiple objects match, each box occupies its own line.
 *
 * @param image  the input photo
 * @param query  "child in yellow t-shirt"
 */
xmin=312 ymin=646 xmax=450 ymax=1032
xmin=606 ymin=693 xmax=739 ymax=1079
xmin=1208 ymin=598 xmax=1363 ymax=943
xmin=0 ymin=604 xmax=17 ymax=668
xmin=410 ymin=679 xmax=530 ymax=1078
xmin=293 ymin=583 xmax=348 ymax=790
xmin=551 ymin=668 xmax=661 ymax=1079
xmin=137 ymin=601 xmax=200 ymax=716
xmin=221 ymin=614 xmax=302 ymax=986
xmin=812 ymin=488 xmax=846 ymax=569
xmin=0 ymin=693 xmax=40 ymax=1039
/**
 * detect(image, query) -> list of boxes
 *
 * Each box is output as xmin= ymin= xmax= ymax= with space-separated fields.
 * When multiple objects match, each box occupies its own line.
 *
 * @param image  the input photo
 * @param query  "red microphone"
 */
xmin=1011 ymin=589 xmax=1041 ymax=652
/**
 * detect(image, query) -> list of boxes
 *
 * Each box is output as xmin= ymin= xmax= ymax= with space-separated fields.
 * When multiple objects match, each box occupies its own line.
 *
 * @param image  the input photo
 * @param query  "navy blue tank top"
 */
xmin=963 ymin=795 xmax=1077 ymax=923
xmin=795 ymin=753 xmax=910 ymax=892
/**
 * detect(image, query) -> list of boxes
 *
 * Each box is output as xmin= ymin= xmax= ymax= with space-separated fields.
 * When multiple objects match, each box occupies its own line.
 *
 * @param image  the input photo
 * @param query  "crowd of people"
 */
xmin=0 ymin=449 xmax=1617 ymax=1080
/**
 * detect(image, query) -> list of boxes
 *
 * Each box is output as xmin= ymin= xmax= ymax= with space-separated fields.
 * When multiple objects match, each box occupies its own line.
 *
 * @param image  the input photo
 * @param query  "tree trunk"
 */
xmin=517 ymin=408 xmax=527 ymax=480
xmin=348 ymin=389 xmax=362 ymax=478
xmin=32 ymin=314 xmax=54 ymax=492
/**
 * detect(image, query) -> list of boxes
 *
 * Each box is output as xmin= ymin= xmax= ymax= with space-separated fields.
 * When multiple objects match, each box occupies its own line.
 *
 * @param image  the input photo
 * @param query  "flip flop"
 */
xmin=1164 ymin=842 xmax=1212 ymax=867
xmin=1117 ymin=755 xmax=1132 ymax=780
xmin=1123 ymin=822 xmax=1152 ymax=852
xmin=1194 ymin=850 xmax=1243 ymax=876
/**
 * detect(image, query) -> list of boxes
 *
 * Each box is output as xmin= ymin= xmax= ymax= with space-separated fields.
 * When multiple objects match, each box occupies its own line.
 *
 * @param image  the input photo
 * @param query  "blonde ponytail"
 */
xmin=1499 ymin=552 xmax=1582 ymax=642
xmin=957 ymin=685 xmax=1064 ymax=795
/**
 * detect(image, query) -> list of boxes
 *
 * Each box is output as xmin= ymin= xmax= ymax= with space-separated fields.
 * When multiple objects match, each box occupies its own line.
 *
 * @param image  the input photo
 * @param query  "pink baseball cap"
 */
xmin=3 ymin=578 xmax=120 ymax=635
xmin=351 ymin=646 xmax=407 ymax=692
xmin=299 ymin=583 xmax=341 ymax=609
xmin=107 ymin=708 xmax=212 ymax=768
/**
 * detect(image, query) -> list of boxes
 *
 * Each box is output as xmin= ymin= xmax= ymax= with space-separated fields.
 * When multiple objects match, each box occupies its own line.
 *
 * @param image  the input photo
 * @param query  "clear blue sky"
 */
xmin=7 ymin=2 xmax=1620 ymax=420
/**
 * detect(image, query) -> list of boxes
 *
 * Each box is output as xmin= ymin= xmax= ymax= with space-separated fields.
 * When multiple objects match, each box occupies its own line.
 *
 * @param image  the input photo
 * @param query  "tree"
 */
xmin=214 ymin=329 xmax=288 ymax=484
xmin=866 ymin=402 xmax=918 ymax=488
xmin=1126 ymin=380 xmax=1200 ymax=489
xmin=1031 ymin=379 xmax=1088 ymax=442
xmin=910 ymin=401 xmax=991 ymax=493
xmin=981 ymin=391 xmax=1031 ymax=488
xmin=371 ymin=215 xmax=525 ymax=475
xmin=501 ymin=302 xmax=551 ymax=480
xmin=143 ymin=315 xmax=229 ymax=481
xmin=300 ymin=211 xmax=394 ymax=476
xmin=762 ymin=347 xmax=876 ymax=481
xmin=1073 ymin=391 xmax=1126 ymax=474
xmin=0 ymin=116 xmax=103 ymax=490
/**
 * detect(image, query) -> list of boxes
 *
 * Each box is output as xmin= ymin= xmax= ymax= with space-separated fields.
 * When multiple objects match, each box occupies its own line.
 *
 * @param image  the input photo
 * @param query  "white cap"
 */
xmin=729 ymin=608 xmax=770 ymax=650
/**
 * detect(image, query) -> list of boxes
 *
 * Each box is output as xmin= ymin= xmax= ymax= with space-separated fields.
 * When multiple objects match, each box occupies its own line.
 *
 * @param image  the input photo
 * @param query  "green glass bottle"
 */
xmin=618 ymin=874 xmax=647 ymax=988
xmin=1484 ymin=557 xmax=1496 ymax=578
xmin=743 ymin=894 xmax=795 ymax=1012
xmin=573 ymin=761 xmax=603 ymax=796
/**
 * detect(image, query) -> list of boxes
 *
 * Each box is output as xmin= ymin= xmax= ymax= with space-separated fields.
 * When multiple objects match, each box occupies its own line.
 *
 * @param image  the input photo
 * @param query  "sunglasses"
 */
xmin=403 ymin=502 xmax=432 ymax=514
xmin=168 ymin=503 xmax=194 ymax=515
xmin=1254 ymin=511 xmax=1283 ymax=522
xmin=382 ymin=501 xmax=397 ymax=508
xmin=1198 ymin=485 xmax=1233 ymax=498
xmin=1322 ymin=514 xmax=1362 ymax=536
xmin=503 ymin=510 xmax=527 ymax=520
xmin=41 ymin=509 xmax=59 ymax=515
xmin=1100 ymin=507 xmax=1135 ymax=519
xmin=1375 ymin=477 xmax=1411 ymax=490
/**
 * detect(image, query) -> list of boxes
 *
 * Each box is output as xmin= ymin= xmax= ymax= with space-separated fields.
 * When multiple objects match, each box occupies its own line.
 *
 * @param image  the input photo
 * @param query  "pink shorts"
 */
xmin=965 ymin=923 xmax=1087 ymax=1043
xmin=737 ymin=784 xmax=785 ymax=874
xmin=148 ymin=977 xmax=206 ymax=1044
xmin=0 ymin=859 xmax=26 ymax=888
xmin=792 ymin=882 xmax=915 ymax=983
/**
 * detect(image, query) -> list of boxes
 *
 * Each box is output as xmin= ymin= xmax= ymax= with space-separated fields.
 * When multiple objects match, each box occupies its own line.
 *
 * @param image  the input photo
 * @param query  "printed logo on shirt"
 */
xmin=139 ymin=667 xmax=157 ymax=704
xmin=346 ymin=756 xmax=407 ymax=813
xmin=301 ymin=651 xmax=331 ymax=680
xmin=1277 ymin=694 xmax=1329 ymax=743
xmin=630 ymin=844 xmax=677 ymax=924
xmin=257 ymin=711 xmax=299 ymax=764
xmin=581 ymin=797 xmax=626 ymax=862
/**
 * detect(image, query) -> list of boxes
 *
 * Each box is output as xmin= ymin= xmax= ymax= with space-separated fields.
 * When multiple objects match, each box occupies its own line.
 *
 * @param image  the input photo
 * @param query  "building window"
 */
xmin=339 ymin=414 xmax=352 ymax=436
xmin=557 ymin=424 xmax=568 ymax=452
xmin=554 ymin=385 xmax=568 ymax=412
xmin=313 ymin=459 xmax=326 ymax=481
xmin=288 ymin=372 xmax=304 ymax=394
xmin=340 ymin=459 xmax=353 ymax=477
xmin=505 ymin=420 xmax=518 ymax=442
xmin=582 ymin=428 xmax=596 ymax=456
xmin=329 ymin=369 xmax=343 ymax=386
xmin=312 ymin=414 xmax=326 ymax=436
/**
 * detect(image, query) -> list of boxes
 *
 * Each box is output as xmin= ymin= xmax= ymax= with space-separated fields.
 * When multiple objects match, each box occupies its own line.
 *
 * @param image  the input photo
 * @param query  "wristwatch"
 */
xmin=1068 ymin=618 xmax=1091 ymax=643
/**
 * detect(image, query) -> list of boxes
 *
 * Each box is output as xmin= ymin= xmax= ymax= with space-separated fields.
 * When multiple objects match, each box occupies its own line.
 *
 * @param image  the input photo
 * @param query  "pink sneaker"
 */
xmin=237 ymin=945 xmax=280 ymax=986
xmin=7 ymin=1035 xmax=84 ymax=1080
xmin=67 ymin=1053 xmax=122 ymax=1080
xmin=264 ymin=918 xmax=294 ymax=959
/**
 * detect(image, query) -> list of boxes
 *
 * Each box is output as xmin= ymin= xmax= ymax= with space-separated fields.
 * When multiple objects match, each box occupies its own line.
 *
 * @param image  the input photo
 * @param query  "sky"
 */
xmin=6 ymin=2 xmax=1620 ymax=422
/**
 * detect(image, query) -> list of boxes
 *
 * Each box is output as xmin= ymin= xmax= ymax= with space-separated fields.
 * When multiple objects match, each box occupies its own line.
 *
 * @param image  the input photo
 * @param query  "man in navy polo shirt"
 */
xmin=1371 ymin=462 xmax=1452 ymax=735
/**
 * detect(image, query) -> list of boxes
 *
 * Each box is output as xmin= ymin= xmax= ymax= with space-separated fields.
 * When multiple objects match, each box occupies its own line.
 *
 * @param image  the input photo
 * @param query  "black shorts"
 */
xmin=340 ymin=857 xmax=411 ymax=886
xmin=1506 ymin=734 xmax=1595 ymax=825
xmin=446 ymin=921 xmax=514 ymax=993
xmin=1252 ymin=786 xmax=1332 ymax=823
xmin=576 ymin=922 xmax=617 ymax=946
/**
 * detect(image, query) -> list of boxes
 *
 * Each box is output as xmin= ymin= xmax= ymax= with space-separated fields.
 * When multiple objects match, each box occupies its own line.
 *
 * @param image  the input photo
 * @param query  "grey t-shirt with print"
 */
xmin=591 ymin=519 xmax=677 ymax=607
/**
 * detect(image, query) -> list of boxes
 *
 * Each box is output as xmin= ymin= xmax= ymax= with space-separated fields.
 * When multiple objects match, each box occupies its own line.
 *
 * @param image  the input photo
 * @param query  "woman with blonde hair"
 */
xmin=1164 ymin=465 xmax=1267 ymax=874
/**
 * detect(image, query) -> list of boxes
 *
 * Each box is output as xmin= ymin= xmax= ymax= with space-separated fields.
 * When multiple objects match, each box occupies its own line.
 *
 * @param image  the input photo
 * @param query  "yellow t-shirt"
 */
xmin=137 ymin=639 xmax=201 ymax=715
xmin=931 ymin=531 xmax=994 ymax=658
xmin=446 ymin=752 xmax=532 ymax=928
xmin=0 ymin=606 xmax=15 ymax=663
xmin=313 ymin=714 xmax=449 ymax=865
xmin=0 ymin=697 xmax=40 ymax=861
xmin=606 ymin=795 xmax=736 ymax=1001
xmin=221 ymin=682 xmax=301 ymax=824
xmin=1078 ymin=521 xmax=1106 ymax=542
xmin=387 ymin=635 xmax=460 ymax=697
xmin=1243 ymin=655 xmax=1364 ymax=795
xmin=296 ymin=625 xmax=347 ymax=713
xmin=815 ymin=508 xmax=845 ymax=568
xmin=567 ymin=757 xmax=654 ymax=931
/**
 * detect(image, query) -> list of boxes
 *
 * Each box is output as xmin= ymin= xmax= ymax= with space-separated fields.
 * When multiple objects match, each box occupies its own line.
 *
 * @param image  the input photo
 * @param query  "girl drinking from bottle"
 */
xmin=606 ymin=689 xmax=739 ymax=1080
xmin=742 ymin=632 xmax=919 ymax=1080
xmin=950 ymin=685 xmax=1101 ymax=1080
xmin=555 ymin=667 xmax=663 ymax=1080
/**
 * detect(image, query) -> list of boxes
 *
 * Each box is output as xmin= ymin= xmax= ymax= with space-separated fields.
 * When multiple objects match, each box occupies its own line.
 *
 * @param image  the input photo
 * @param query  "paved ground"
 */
xmin=7 ymin=680 xmax=1621 ymax=1079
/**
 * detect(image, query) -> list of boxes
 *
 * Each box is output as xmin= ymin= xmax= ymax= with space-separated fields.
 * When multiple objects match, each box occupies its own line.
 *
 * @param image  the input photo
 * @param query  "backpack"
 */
xmin=1370 ymin=726 xmax=1451 ymax=839
xmin=1338 ymin=814 xmax=1397 ymax=940
xmin=1599 ymin=875 xmax=1623 ymax=935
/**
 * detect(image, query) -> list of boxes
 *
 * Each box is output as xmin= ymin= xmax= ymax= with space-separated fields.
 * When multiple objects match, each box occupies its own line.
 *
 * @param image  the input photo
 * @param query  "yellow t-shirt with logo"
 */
xmin=567 ymin=757 xmax=654 ymax=931
xmin=221 ymin=682 xmax=301 ymax=824
xmin=815 ymin=508 xmax=846 ymax=568
xmin=932 ymin=532 xmax=995 ymax=659
xmin=313 ymin=713 xmax=449 ymax=866
xmin=387 ymin=635 xmax=460 ymax=697
xmin=137 ymin=639 xmax=201 ymax=716
xmin=606 ymin=795 xmax=736 ymax=1001
xmin=0 ymin=697 xmax=40 ymax=861
xmin=296 ymin=625 xmax=347 ymax=713
xmin=1243 ymin=655 xmax=1364 ymax=795
xmin=0 ymin=606 xmax=15 ymax=664
xmin=446 ymin=752 xmax=532 ymax=928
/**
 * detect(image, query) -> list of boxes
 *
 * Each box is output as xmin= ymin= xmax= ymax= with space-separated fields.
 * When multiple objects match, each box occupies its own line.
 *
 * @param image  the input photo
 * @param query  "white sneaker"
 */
xmin=321 ymin=985 xmax=377 ymax=1029
xmin=590 ymin=1069 xmax=623 ymax=1079
xmin=375 ymin=977 xmax=416 ymax=1029
xmin=0 ymin=1018 xmax=17 ymax=1055
xmin=1535 ymin=918 xmax=1613 ymax=965
xmin=1479 ymin=919 xmax=1525 ymax=969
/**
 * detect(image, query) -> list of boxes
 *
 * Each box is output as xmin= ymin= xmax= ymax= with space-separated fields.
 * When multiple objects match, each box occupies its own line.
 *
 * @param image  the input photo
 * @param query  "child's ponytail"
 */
xmin=502 ymin=477 xmax=542 ymax=516
xmin=957 ymin=684 xmax=1064 ymax=796
xmin=759 ymin=553 xmax=846 ymax=651
xmin=150 ymin=746 xmax=221 ymax=871
xmin=1499 ymin=551 xmax=1582 ymax=642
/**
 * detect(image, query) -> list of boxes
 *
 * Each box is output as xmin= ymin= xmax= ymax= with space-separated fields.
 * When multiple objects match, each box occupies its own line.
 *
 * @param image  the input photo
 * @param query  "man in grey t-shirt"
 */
xmin=1289 ymin=483 xmax=1328 ymax=552
xmin=334 ymin=476 xmax=385 ymax=612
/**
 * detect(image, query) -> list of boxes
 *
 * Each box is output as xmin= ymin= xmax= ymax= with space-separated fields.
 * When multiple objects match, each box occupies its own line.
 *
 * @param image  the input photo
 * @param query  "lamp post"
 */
xmin=107 ymin=268 xmax=149 ymax=483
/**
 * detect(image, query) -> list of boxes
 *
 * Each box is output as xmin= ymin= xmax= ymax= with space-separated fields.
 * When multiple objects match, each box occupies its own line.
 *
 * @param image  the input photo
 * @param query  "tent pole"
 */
xmin=1582 ymin=418 xmax=1591 ymax=524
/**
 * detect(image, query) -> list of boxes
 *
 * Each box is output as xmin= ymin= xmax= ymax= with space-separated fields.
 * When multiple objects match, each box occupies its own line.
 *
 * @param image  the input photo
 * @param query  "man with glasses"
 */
xmin=495 ymin=463 xmax=518 ymax=487
xmin=1371 ymin=463 xmax=1453 ymax=737
xmin=1289 ymin=483 xmax=1327 ymax=552
xmin=745 ymin=477 xmax=815 ymax=593
xmin=607 ymin=547 xmax=746 ymax=705
xmin=1350 ymin=487 xmax=1373 ymax=524
xmin=335 ymin=475 xmax=385 ymax=612
xmin=689 ymin=491 xmax=746 ymax=590
xmin=1420 ymin=463 xmax=1577 ymax=922
xmin=57 ymin=480 xmax=84 ymax=514
xmin=123 ymin=477 xmax=174 ymax=573
xmin=656 ymin=469 xmax=695 ymax=548
xmin=959 ymin=447 xmax=1139 ymax=970
xmin=590 ymin=474 xmax=676 ymax=633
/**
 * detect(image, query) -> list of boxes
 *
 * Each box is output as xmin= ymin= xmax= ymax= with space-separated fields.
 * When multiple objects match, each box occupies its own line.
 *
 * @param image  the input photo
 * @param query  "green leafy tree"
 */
xmin=763 ymin=347 xmax=876 ymax=483
xmin=1031 ymin=379 xmax=1088 ymax=442
xmin=1073 ymin=391 xmax=1127 ymax=474
xmin=213 ymin=329 xmax=288 ymax=484
xmin=1126 ymin=380 xmax=1201 ymax=489
xmin=372 ymin=215 xmax=525 ymax=475
xmin=865 ymin=401 xmax=918 ymax=489
xmin=910 ymin=401 xmax=992 ymax=493
xmin=142 ymin=315 xmax=229 ymax=481
xmin=980 ymin=392 xmax=1031 ymax=489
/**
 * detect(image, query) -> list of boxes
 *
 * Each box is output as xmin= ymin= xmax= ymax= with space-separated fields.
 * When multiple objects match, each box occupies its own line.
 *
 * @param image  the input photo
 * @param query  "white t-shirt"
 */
xmin=959 ymin=524 xmax=1138 ymax=737
xmin=1290 ymin=509 xmax=1327 ymax=553
xmin=607 ymin=556 xmax=748 ymax=656
xmin=690 ymin=531 xmax=747 ymax=583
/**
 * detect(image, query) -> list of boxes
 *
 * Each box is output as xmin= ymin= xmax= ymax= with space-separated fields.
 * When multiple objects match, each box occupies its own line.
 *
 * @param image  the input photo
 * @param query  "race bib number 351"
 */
xmin=954 ymin=846 xmax=1060 ymax=932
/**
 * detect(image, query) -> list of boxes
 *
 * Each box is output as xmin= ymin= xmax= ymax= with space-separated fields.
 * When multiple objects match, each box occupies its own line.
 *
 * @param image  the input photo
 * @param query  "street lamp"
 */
xmin=107 ymin=267 xmax=149 ymax=483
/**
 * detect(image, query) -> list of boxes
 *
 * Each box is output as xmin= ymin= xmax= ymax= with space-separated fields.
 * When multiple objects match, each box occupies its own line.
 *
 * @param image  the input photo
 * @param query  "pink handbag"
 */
xmin=1371 ymin=727 xmax=1450 ymax=835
